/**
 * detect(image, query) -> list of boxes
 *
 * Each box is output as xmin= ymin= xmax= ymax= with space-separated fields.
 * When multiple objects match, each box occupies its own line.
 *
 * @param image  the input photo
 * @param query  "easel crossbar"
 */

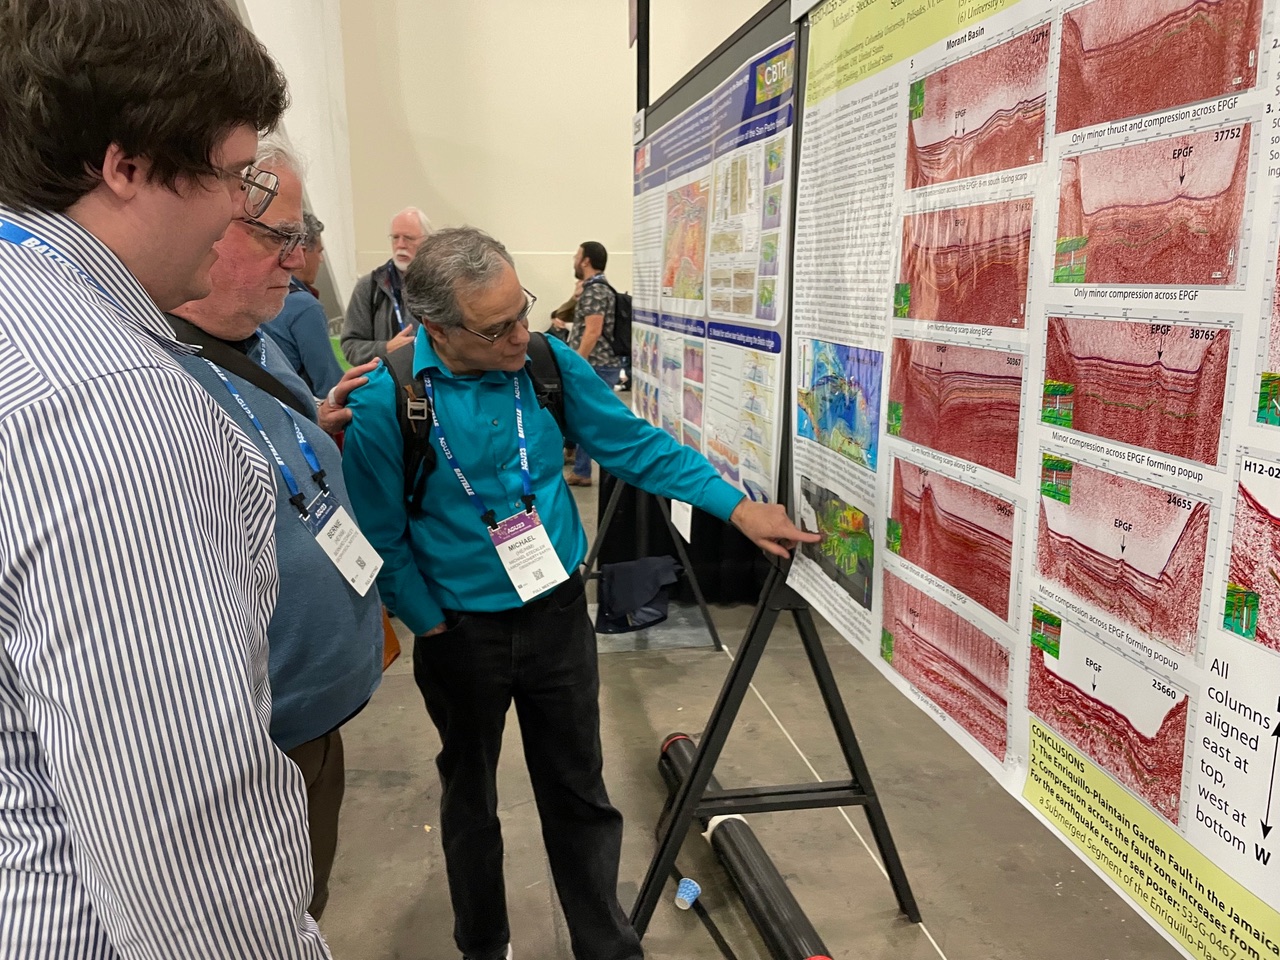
xmin=629 ymin=564 xmax=923 ymax=935
xmin=696 ymin=780 xmax=867 ymax=818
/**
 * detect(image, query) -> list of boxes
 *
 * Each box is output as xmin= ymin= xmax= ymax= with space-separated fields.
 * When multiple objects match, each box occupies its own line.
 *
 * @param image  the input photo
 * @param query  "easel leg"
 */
xmin=792 ymin=607 xmax=922 ymax=922
xmin=584 ymin=475 xmax=627 ymax=574
xmin=630 ymin=565 xmax=786 ymax=934
xmin=655 ymin=496 xmax=724 ymax=652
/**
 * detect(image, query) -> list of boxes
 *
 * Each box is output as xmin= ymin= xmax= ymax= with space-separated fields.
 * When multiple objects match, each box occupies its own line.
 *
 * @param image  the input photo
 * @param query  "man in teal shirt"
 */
xmin=342 ymin=227 xmax=815 ymax=960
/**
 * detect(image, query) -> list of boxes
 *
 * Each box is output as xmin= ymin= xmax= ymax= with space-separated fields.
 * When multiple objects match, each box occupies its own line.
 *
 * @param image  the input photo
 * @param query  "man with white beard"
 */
xmin=340 ymin=205 xmax=432 ymax=364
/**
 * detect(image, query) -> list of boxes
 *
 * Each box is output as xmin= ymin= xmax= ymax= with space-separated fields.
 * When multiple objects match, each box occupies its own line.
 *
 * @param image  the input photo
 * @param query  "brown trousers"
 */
xmin=285 ymin=729 xmax=346 ymax=920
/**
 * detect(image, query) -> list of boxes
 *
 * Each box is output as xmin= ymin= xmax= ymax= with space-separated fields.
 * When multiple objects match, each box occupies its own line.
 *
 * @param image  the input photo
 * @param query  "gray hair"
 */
xmin=403 ymin=227 xmax=514 ymax=329
xmin=394 ymin=205 xmax=434 ymax=236
xmin=255 ymin=132 xmax=304 ymax=178
xmin=302 ymin=211 xmax=324 ymax=249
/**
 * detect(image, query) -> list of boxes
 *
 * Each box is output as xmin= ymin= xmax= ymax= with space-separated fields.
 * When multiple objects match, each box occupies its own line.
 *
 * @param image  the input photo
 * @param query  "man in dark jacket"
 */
xmin=340 ymin=206 xmax=431 ymax=364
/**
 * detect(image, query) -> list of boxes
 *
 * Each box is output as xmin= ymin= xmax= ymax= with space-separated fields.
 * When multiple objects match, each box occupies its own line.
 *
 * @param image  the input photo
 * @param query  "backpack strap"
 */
xmin=386 ymin=342 xmax=436 ymax=515
xmin=167 ymin=314 xmax=313 ymax=418
xmin=389 ymin=333 xmax=566 ymax=515
xmin=525 ymin=332 xmax=568 ymax=439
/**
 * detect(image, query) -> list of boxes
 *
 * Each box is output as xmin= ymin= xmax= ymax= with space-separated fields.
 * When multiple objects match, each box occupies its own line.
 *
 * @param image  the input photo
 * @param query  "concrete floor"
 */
xmin=321 ymin=483 xmax=1180 ymax=959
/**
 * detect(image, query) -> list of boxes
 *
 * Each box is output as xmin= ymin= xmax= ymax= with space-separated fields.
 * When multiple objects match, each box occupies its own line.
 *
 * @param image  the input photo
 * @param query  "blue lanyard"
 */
xmin=285 ymin=411 xmax=329 ymax=491
xmin=204 ymin=361 xmax=328 ymax=516
xmin=387 ymin=265 xmax=407 ymax=331
xmin=421 ymin=373 xmax=535 ymax=529
xmin=0 ymin=218 xmax=128 ymax=315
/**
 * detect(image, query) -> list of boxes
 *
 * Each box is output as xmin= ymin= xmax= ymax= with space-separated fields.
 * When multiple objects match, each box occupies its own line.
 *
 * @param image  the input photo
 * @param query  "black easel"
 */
xmin=629 ymin=561 xmax=922 ymax=935
xmin=583 ymin=479 xmax=724 ymax=652
xmin=628 ymin=0 xmax=918 ymax=937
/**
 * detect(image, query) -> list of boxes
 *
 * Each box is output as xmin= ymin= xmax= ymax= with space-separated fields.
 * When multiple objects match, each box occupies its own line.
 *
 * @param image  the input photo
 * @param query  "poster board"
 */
xmin=785 ymin=1 xmax=1280 ymax=958
xmin=632 ymin=9 xmax=798 ymax=503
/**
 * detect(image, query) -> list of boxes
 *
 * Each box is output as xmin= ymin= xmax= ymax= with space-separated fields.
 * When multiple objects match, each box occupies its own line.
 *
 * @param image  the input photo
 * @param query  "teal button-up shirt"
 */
xmin=342 ymin=330 xmax=745 ymax=634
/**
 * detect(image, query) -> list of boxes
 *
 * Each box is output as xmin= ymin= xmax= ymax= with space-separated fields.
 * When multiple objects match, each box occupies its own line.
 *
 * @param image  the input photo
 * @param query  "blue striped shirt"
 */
xmin=0 ymin=208 xmax=329 ymax=958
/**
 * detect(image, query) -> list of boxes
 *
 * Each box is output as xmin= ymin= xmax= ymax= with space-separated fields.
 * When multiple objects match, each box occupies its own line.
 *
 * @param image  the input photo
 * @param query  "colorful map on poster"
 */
xmin=797 ymin=339 xmax=882 ymax=470
xmin=662 ymin=180 xmax=710 ymax=300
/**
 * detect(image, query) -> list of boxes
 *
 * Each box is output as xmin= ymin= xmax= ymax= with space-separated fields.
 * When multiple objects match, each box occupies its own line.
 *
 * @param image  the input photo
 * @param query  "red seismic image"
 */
xmin=1043 ymin=316 xmax=1230 ymax=466
xmin=905 ymin=25 xmax=1050 ymax=189
xmin=1056 ymin=0 xmax=1262 ymax=134
xmin=1055 ymin=125 xmax=1250 ymax=286
xmin=897 ymin=198 xmax=1032 ymax=327
xmin=1028 ymin=646 xmax=1188 ymax=823
xmin=888 ymin=338 xmax=1023 ymax=478
xmin=889 ymin=461 xmax=1015 ymax=620
xmin=1225 ymin=470 xmax=1280 ymax=653
xmin=1036 ymin=461 xmax=1208 ymax=655
xmin=882 ymin=573 xmax=1010 ymax=761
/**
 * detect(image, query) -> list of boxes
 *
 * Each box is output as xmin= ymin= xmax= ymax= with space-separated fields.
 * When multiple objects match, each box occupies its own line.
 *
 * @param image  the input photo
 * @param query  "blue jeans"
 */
xmin=572 ymin=366 xmax=622 ymax=478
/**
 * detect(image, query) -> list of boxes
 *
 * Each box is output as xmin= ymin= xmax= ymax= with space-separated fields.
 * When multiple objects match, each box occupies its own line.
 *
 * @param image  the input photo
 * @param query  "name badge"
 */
xmin=301 ymin=491 xmax=384 ymax=596
xmin=489 ymin=507 xmax=569 ymax=602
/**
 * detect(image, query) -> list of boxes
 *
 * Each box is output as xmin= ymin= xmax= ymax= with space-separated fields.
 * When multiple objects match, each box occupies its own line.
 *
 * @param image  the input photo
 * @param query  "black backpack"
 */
xmin=588 ymin=278 xmax=632 ymax=358
xmin=385 ymin=332 xmax=567 ymax=515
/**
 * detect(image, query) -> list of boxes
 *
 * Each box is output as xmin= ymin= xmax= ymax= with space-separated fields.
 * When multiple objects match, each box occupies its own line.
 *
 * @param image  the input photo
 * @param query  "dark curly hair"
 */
xmin=0 ymin=0 xmax=289 ymax=212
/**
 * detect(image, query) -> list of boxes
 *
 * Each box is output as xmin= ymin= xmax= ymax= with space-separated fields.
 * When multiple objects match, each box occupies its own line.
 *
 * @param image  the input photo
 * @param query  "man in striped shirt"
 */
xmin=0 ymin=2 xmax=333 ymax=957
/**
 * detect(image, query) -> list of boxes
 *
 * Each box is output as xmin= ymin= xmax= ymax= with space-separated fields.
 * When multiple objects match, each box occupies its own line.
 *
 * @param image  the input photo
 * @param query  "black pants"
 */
xmin=413 ymin=574 xmax=643 ymax=960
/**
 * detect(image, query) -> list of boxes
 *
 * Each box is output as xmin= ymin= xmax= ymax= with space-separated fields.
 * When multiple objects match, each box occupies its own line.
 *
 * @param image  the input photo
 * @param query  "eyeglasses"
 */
xmin=460 ymin=289 xmax=538 ymax=344
xmin=234 ymin=216 xmax=306 ymax=265
xmin=233 ymin=164 xmax=280 ymax=219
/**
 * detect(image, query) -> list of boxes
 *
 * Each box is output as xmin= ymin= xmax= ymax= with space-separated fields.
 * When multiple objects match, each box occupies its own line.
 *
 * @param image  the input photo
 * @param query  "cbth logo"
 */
xmin=755 ymin=51 xmax=793 ymax=103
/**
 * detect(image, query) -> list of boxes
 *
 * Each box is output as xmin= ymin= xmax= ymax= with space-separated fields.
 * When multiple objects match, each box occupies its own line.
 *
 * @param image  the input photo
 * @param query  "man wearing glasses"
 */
xmin=263 ymin=209 xmax=347 ymax=399
xmin=340 ymin=205 xmax=433 ymax=365
xmin=341 ymin=227 xmax=817 ymax=960
xmin=169 ymin=137 xmax=384 ymax=923
xmin=0 ymin=1 xmax=334 ymax=957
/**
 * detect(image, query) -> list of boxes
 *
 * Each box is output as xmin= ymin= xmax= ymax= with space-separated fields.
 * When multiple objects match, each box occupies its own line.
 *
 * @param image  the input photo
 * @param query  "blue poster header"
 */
xmin=659 ymin=314 xmax=707 ymax=337
xmin=708 ymin=322 xmax=783 ymax=354
xmin=634 ymin=36 xmax=796 ymax=196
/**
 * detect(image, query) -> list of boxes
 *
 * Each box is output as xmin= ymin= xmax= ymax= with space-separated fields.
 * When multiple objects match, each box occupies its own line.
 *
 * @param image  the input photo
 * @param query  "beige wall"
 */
xmin=339 ymin=0 xmax=765 ymax=323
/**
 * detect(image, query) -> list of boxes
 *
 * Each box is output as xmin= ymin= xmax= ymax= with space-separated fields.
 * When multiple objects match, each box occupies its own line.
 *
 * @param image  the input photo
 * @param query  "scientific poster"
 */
xmin=632 ymin=37 xmax=797 ymax=502
xmin=788 ymin=2 xmax=1280 ymax=958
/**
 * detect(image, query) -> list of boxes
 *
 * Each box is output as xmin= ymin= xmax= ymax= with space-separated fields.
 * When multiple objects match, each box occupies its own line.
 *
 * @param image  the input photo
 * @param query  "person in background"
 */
xmin=264 ymin=208 xmax=346 ymax=398
xmin=341 ymin=205 xmax=432 ymax=364
xmin=567 ymin=240 xmax=622 ymax=486
xmin=0 ymin=0 xmax=333 ymax=956
xmin=342 ymin=226 xmax=818 ymax=960
xmin=547 ymin=277 xmax=583 ymax=341
xmin=297 ymin=211 xmax=325 ymax=296
xmin=169 ymin=137 xmax=384 ymax=922
xmin=549 ymin=278 xmax=583 ymax=462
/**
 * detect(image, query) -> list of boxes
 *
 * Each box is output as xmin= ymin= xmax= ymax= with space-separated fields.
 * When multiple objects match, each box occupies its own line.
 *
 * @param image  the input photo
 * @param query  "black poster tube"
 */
xmin=659 ymin=734 xmax=832 ymax=960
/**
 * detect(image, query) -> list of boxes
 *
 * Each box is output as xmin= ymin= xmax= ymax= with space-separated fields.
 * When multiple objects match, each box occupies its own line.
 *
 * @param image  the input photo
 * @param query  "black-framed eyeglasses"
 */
xmin=234 ymin=216 xmax=306 ymax=266
xmin=460 ymin=289 xmax=538 ymax=344
xmin=234 ymin=164 xmax=280 ymax=219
